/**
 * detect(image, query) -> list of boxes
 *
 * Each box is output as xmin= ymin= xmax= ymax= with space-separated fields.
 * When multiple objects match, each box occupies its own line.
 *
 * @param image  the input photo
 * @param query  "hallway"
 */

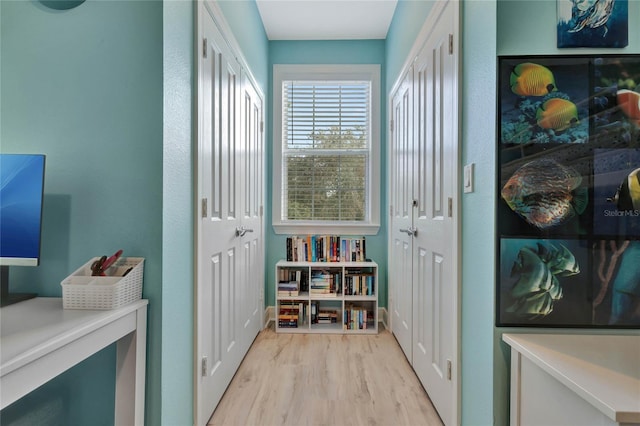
xmin=208 ymin=325 xmax=443 ymax=426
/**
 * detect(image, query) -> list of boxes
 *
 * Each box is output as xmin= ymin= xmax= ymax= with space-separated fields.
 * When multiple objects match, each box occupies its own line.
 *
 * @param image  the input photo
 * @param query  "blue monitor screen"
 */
xmin=0 ymin=154 xmax=46 ymax=266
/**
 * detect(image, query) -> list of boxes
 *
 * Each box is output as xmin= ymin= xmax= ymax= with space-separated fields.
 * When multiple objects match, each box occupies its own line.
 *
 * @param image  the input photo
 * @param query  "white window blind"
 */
xmin=282 ymin=81 xmax=371 ymax=221
xmin=272 ymin=64 xmax=380 ymax=235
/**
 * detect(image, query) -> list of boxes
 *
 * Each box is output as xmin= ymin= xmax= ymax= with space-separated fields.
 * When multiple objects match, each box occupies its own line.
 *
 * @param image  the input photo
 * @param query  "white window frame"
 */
xmin=272 ymin=64 xmax=381 ymax=235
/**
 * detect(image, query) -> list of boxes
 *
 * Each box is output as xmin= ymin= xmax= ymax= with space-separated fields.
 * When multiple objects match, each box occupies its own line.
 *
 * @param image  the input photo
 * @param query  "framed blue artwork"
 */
xmin=557 ymin=0 xmax=628 ymax=48
xmin=497 ymin=55 xmax=640 ymax=328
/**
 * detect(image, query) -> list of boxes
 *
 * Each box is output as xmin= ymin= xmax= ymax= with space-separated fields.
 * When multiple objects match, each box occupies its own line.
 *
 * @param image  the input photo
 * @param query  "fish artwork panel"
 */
xmin=617 ymin=89 xmax=640 ymax=127
xmin=498 ymin=55 xmax=640 ymax=328
xmin=499 ymin=238 xmax=591 ymax=325
xmin=593 ymin=149 xmax=640 ymax=237
xmin=589 ymin=56 xmax=640 ymax=147
xmin=557 ymin=0 xmax=628 ymax=48
xmin=501 ymin=158 xmax=589 ymax=230
xmin=500 ymin=58 xmax=590 ymax=145
xmin=592 ymin=240 xmax=640 ymax=326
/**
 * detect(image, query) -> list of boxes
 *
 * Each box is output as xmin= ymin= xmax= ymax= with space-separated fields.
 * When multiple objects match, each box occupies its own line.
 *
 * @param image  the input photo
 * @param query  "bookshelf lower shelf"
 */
xmin=275 ymin=260 xmax=378 ymax=334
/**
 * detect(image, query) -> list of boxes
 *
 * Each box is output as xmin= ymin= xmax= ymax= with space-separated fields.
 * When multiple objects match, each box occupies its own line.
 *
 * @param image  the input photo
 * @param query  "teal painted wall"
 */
xmin=217 ymin=0 xmax=269 ymax=92
xmin=162 ymin=0 xmax=194 ymax=425
xmin=0 ymin=0 xmax=163 ymax=425
xmin=385 ymin=0 xmax=434 ymax=91
xmin=461 ymin=2 xmax=497 ymax=425
xmin=267 ymin=40 xmax=388 ymax=309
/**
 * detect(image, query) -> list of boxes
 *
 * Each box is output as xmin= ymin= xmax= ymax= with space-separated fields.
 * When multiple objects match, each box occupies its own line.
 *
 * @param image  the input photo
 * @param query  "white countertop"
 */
xmin=503 ymin=333 xmax=640 ymax=423
xmin=1 ymin=297 xmax=147 ymax=376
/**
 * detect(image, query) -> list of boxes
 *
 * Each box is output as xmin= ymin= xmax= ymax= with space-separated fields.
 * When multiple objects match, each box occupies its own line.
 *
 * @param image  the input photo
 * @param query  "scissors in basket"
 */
xmin=91 ymin=249 xmax=123 ymax=276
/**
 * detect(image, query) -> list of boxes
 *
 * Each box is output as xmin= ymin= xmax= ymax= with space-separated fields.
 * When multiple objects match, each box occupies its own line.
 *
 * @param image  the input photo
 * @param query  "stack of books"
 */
xmin=278 ymin=281 xmax=299 ymax=297
xmin=310 ymin=271 xmax=338 ymax=297
xmin=317 ymin=309 xmax=338 ymax=324
xmin=278 ymin=302 xmax=305 ymax=328
xmin=278 ymin=269 xmax=302 ymax=296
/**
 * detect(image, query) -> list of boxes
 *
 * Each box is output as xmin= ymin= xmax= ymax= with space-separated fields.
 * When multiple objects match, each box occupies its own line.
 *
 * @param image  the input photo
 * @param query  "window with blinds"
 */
xmin=282 ymin=81 xmax=370 ymax=221
xmin=272 ymin=64 xmax=380 ymax=235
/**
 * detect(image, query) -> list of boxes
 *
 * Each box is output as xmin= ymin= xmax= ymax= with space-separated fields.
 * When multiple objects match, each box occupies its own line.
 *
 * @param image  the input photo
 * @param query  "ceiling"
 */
xmin=255 ymin=0 xmax=398 ymax=41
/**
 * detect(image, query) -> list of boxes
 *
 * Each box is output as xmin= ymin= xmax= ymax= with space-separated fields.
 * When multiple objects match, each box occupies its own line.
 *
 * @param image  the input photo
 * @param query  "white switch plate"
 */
xmin=464 ymin=163 xmax=474 ymax=193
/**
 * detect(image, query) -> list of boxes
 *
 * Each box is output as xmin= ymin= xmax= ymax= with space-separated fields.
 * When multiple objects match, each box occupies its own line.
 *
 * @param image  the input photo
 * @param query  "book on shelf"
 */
xmin=278 ymin=301 xmax=307 ymax=328
xmin=286 ymin=235 xmax=367 ymax=262
xmin=310 ymin=270 xmax=341 ymax=294
xmin=278 ymin=280 xmax=299 ymax=296
xmin=344 ymin=305 xmax=371 ymax=330
xmin=278 ymin=268 xmax=308 ymax=292
xmin=317 ymin=309 xmax=338 ymax=324
xmin=309 ymin=290 xmax=337 ymax=297
xmin=344 ymin=274 xmax=375 ymax=296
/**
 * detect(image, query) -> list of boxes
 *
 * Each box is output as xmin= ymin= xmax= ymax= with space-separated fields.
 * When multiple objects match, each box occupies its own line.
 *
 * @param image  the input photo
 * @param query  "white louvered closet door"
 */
xmin=388 ymin=1 xmax=460 ymax=425
xmin=411 ymin=4 xmax=458 ymax=424
xmin=389 ymin=66 xmax=414 ymax=362
xmin=196 ymin=14 xmax=242 ymax=426
xmin=196 ymin=3 xmax=265 ymax=425
xmin=238 ymin=70 xmax=264 ymax=355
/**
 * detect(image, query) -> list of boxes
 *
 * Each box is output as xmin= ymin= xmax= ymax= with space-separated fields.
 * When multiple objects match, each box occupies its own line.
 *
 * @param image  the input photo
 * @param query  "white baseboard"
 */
xmin=264 ymin=305 xmax=274 ymax=327
xmin=379 ymin=307 xmax=389 ymax=330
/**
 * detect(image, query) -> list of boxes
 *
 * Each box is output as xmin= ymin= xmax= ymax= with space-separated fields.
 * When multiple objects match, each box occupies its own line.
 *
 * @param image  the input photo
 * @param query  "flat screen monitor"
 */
xmin=0 ymin=154 xmax=46 ymax=306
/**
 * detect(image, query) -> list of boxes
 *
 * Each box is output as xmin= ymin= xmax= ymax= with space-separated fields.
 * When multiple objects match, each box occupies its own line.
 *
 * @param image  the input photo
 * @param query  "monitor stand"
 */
xmin=0 ymin=266 xmax=37 ymax=307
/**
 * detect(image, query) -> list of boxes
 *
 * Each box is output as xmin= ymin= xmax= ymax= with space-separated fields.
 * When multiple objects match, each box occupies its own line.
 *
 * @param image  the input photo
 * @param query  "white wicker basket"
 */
xmin=61 ymin=257 xmax=144 ymax=310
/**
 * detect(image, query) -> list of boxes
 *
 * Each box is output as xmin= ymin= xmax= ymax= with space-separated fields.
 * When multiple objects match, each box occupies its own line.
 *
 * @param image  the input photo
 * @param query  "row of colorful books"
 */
xmin=344 ymin=274 xmax=375 ymax=296
xmin=344 ymin=305 xmax=372 ymax=330
xmin=286 ymin=235 xmax=367 ymax=262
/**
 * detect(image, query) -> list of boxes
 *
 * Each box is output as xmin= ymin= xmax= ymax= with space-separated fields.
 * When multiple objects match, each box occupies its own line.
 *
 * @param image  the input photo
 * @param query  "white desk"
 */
xmin=1 ymin=297 xmax=148 ymax=425
xmin=503 ymin=333 xmax=640 ymax=426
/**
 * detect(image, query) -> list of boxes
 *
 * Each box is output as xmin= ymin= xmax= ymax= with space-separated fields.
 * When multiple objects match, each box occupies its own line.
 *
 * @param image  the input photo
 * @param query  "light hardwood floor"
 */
xmin=208 ymin=324 xmax=443 ymax=426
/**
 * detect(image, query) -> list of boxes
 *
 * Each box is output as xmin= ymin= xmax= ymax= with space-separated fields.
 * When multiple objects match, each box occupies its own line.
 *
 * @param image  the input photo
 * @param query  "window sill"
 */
xmin=272 ymin=222 xmax=380 ymax=236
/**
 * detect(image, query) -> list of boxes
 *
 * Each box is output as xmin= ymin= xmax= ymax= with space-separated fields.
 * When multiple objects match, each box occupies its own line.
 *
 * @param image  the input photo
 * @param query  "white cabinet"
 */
xmin=275 ymin=260 xmax=378 ymax=334
xmin=503 ymin=333 xmax=640 ymax=426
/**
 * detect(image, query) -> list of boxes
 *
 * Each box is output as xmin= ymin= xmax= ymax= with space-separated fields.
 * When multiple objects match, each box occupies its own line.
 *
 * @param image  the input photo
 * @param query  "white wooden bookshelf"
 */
xmin=275 ymin=260 xmax=378 ymax=334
